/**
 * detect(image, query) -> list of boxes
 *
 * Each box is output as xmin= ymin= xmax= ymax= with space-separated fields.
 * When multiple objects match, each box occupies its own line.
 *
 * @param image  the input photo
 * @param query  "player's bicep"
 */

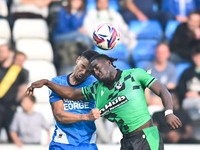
xmin=150 ymin=80 xmax=170 ymax=99
xmin=51 ymin=100 xmax=64 ymax=113
xmin=149 ymin=80 xmax=163 ymax=96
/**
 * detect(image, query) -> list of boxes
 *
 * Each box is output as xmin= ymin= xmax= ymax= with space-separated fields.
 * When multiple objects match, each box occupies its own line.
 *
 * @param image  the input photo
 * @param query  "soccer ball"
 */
xmin=93 ymin=23 xmax=120 ymax=50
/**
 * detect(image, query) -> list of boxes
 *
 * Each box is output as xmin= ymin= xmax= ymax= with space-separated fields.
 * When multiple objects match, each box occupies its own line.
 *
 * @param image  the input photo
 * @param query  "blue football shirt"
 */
xmin=49 ymin=74 xmax=97 ymax=146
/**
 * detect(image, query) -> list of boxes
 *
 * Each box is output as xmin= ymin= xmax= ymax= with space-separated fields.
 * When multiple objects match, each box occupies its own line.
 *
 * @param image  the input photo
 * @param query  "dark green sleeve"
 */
xmin=82 ymin=82 xmax=98 ymax=101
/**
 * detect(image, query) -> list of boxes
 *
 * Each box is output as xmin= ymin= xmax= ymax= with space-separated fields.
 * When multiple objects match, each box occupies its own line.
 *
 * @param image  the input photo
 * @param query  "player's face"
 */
xmin=73 ymin=57 xmax=91 ymax=82
xmin=90 ymin=58 xmax=111 ymax=82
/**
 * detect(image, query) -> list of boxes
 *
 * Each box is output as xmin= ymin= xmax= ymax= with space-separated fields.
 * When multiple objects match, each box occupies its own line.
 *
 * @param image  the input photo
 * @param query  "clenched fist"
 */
xmin=87 ymin=108 xmax=101 ymax=121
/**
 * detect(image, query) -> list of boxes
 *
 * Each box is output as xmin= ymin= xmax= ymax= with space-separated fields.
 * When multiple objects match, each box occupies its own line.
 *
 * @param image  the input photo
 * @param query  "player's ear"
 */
xmin=106 ymin=60 xmax=112 ymax=65
xmin=76 ymin=56 xmax=81 ymax=64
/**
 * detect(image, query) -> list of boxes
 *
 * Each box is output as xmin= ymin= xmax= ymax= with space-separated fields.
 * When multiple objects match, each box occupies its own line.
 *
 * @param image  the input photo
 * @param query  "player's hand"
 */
xmin=88 ymin=108 xmax=101 ymax=120
xmin=26 ymin=79 xmax=48 ymax=95
xmin=166 ymin=114 xmax=182 ymax=129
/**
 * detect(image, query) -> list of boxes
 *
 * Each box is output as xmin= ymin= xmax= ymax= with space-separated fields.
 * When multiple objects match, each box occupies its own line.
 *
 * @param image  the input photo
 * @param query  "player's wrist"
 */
xmin=44 ymin=79 xmax=49 ymax=85
xmin=80 ymin=114 xmax=89 ymax=121
xmin=165 ymin=109 xmax=173 ymax=116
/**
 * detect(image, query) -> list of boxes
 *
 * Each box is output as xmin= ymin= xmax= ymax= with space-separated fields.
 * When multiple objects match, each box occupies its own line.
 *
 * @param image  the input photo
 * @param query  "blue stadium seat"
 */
xmin=109 ymin=0 xmax=120 ymax=11
xmin=86 ymin=0 xmax=96 ymax=11
xmin=135 ymin=60 xmax=151 ymax=69
xmin=161 ymin=0 xmax=169 ymax=12
xmin=94 ymin=43 xmax=129 ymax=61
xmin=86 ymin=0 xmax=120 ymax=11
xmin=176 ymin=62 xmax=191 ymax=81
xmin=113 ymin=60 xmax=131 ymax=70
xmin=128 ymin=20 xmax=163 ymax=41
xmin=165 ymin=20 xmax=180 ymax=41
xmin=197 ymin=0 xmax=200 ymax=9
xmin=132 ymin=40 xmax=158 ymax=64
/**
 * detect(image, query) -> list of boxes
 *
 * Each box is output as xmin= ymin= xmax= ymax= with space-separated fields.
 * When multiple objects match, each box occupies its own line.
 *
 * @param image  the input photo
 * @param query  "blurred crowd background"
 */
xmin=0 ymin=0 xmax=200 ymax=147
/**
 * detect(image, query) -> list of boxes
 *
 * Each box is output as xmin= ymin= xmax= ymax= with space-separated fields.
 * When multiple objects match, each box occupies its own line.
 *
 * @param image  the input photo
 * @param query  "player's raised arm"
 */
xmin=149 ymin=80 xmax=182 ymax=129
xmin=26 ymin=79 xmax=84 ymax=100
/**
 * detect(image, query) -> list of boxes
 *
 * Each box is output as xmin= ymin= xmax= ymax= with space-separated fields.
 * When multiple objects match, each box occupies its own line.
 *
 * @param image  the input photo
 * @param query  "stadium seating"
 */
xmin=132 ymin=40 xmax=158 ymax=65
xmin=135 ymin=60 xmax=151 ymax=69
xmin=86 ymin=0 xmax=95 ymax=10
xmin=0 ymin=0 xmax=8 ymax=17
xmin=11 ymin=0 xmax=49 ymax=18
xmin=16 ymin=39 xmax=54 ymax=62
xmin=13 ymin=18 xmax=49 ymax=41
xmin=0 ymin=19 xmax=11 ymax=43
xmin=86 ymin=0 xmax=120 ymax=11
xmin=33 ymin=103 xmax=54 ymax=125
xmin=128 ymin=20 xmax=163 ymax=41
xmin=0 ymin=39 xmax=8 ymax=45
xmin=31 ymin=86 xmax=50 ymax=104
xmin=165 ymin=20 xmax=180 ymax=41
xmin=108 ymin=0 xmax=120 ymax=11
xmin=23 ymin=60 xmax=57 ymax=83
xmin=24 ymin=60 xmax=57 ymax=104
xmin=94 ymin=43 xmax=130 ymax=61
xmin=113 ymin=60 xmax=132 ymax=70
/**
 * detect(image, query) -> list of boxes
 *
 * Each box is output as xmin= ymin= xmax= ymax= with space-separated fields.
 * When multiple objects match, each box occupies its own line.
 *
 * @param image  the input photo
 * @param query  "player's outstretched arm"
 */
xmin=26 ymin=79 xmax=84 ymax=100
xmin=149 ymin=81 xmax=182 ymax=129
xmin=51 ymin=100 xmax=100 ymax=124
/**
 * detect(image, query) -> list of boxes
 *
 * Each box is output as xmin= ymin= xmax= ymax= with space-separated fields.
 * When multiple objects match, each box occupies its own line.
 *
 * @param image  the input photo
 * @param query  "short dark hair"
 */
xmin=81 ymin=50 xmax=99 ymax=61
xmin=89 ymin=54 xmax=117 ymax=67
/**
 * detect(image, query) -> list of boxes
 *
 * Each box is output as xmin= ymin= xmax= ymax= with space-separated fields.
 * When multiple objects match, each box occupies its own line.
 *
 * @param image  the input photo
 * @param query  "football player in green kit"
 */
xmin=26 ymin=54 xmax=182 ymax=150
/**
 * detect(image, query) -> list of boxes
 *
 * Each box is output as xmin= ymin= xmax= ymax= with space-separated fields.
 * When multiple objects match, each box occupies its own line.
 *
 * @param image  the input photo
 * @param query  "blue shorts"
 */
xmin=49 ymin=141 xmax=98 ymax=150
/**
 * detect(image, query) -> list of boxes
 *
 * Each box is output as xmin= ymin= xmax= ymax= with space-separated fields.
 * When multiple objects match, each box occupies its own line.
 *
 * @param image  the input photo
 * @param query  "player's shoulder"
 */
xmin=51 ymin=75 xmax=67 ymax=83
xmin=87 ymin=75 xmax=97 ymax=81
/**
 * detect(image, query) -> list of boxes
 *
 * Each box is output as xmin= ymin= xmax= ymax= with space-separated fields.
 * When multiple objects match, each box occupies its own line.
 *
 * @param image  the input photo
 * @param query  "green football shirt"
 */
xmin=82 ymin=68 xmax=157 ymax=135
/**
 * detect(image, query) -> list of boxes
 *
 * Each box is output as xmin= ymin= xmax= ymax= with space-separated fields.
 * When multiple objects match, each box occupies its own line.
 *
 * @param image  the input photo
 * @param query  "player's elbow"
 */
xmin=53 ymin=110 xmax=65 ymax=123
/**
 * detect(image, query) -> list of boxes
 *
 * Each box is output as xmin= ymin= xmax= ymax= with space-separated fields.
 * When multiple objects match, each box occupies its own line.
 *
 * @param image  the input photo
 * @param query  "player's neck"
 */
xmin=69 ymin=73 xmax=81 ymax=85
xmin=110 ymin=68 xmax=118 ymax=80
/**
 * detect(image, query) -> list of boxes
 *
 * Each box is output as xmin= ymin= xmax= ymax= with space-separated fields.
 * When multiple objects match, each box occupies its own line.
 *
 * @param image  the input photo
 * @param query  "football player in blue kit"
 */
xmin=49 ymin=50 xmax=101 ymax=150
